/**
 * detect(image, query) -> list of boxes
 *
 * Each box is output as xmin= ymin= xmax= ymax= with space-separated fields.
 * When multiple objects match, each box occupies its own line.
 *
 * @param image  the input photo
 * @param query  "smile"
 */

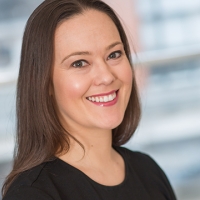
xmin=86 ymin=91 xmax=117 ymax=103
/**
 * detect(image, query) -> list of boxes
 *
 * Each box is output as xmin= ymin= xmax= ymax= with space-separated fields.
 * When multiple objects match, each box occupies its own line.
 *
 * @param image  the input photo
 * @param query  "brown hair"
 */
xmin=2 ymin=0 xmax=141 ymax=196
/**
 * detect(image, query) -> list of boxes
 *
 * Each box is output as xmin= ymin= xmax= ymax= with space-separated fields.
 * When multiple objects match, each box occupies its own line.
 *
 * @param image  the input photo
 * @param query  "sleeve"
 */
xmin=139 ymin=153 xmax=177 ymax=200
xmin=3 ymin=186 xmax=54 ymax=200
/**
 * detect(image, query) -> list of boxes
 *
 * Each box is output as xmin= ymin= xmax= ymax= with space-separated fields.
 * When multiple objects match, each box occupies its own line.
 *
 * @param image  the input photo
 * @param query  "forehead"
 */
xmin=54 ymin=9 xmax=121 ymax=53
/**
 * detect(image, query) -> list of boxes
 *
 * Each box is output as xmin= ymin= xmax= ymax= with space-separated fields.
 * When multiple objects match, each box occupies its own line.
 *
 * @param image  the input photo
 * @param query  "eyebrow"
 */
xmin=106 ymin=41 xmax=123 ymax=51
xmin=61 ymin=41 xmax=123 ymax=64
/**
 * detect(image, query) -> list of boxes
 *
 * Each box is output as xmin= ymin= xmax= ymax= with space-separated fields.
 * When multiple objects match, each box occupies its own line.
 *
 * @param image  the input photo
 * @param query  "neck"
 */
xmin=59 ymin=129 xmax=114 ymax=166
xmin=58 ymin=129 xmax=125 ymax=186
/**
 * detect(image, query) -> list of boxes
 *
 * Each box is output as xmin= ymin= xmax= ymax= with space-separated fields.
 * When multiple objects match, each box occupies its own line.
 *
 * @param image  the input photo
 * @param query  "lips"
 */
xmin=86 ymin=90 xmax=117 ymax=103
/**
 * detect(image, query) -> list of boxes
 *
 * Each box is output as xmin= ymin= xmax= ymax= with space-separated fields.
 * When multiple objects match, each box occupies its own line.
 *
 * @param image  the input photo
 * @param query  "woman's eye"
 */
xmin=71 ymin=60 xmax=88 ymax=68
xmin=108 ymin=51 xmax=122 ymax=60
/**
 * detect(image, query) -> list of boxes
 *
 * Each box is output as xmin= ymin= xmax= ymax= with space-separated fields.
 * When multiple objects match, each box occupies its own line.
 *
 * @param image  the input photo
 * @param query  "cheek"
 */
xmin=118 ymin=61 xmax=133 ymax=86
xmin=53 ymin=72 xmax=89 ymax=103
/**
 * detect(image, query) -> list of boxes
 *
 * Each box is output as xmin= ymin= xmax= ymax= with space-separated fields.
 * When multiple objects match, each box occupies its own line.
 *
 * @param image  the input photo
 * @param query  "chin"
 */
xmin=100 ymin=116 xmax=124 ymax=130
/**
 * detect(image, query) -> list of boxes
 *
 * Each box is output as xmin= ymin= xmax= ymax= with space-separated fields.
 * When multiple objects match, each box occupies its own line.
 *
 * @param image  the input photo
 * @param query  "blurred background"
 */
xmin=0 ymin=0 xmax=200 ymax=199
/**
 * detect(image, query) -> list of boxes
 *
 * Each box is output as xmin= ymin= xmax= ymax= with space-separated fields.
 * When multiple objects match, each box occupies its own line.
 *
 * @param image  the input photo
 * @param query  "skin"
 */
xmin=52 ymin=9 xmax=133 ymax=186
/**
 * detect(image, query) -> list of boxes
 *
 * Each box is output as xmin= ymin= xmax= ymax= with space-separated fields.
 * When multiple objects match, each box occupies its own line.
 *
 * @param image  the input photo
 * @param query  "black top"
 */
xmin=3 ymin=147 xmax=176 ymax=200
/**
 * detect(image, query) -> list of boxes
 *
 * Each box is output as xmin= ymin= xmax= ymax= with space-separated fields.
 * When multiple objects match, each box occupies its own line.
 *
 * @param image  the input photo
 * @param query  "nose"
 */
xmin=93 ymin=60 xmax=116 ymax=86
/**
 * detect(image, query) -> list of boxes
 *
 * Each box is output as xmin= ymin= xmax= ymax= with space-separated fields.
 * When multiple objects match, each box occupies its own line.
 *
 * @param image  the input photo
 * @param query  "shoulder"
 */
xmin=115 ymin=146 xmax=158 ymax=165
xmin=3 ymin=185 xmax=54 ymax=200
xmin=114 ymin=147 xmax=169 ymax=183
xmin=115 ymin=146 xmax=177 ymax=199
xmin=3 ymin=160 xmax=59 ymax=200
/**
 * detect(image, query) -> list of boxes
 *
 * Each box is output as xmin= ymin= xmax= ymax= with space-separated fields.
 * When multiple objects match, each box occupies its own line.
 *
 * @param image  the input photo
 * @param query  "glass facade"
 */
xmin=137 ymin=0 xmax=200 ymax=50
xmin=133 ymin=1 xmax=200 ymax=199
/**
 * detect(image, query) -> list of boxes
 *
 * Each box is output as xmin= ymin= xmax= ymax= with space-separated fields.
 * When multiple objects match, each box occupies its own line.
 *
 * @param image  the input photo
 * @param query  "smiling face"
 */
xmin=52 ymin=9 xmax=133 ymax=134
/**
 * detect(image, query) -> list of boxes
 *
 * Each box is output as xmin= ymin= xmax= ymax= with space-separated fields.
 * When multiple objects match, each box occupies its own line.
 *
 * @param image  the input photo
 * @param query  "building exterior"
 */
xmin=137 ymin=0 xmax=200 ymax=50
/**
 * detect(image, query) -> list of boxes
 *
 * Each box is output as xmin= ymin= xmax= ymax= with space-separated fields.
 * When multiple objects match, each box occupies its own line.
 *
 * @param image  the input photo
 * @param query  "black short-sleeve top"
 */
xmin=3 ymin=147 xmax=177 ymax=200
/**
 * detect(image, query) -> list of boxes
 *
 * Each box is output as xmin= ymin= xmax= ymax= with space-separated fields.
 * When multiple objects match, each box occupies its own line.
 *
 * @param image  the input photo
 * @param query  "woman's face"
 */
xmin=52 ymin=9 xmax=132 ymax=133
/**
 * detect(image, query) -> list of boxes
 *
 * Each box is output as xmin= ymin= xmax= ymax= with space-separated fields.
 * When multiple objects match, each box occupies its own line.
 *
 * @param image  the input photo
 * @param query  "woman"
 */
xmin=2 ymin=0 xmax=176 ymax=199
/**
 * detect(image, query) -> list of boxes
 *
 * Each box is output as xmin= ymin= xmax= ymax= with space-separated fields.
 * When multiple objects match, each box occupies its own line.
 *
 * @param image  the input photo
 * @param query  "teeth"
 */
xmin=104 ymin=96 xmax=108 ymax=102
xmin=87 ymin=92 xmax=117 ymax=103
xmin=108 ymin=94 xmax=113 ymax=101
xmin=100 ymin=97 xmax=104 ymax=102
xmin=95 ymin=97 xmax=99 ymax=102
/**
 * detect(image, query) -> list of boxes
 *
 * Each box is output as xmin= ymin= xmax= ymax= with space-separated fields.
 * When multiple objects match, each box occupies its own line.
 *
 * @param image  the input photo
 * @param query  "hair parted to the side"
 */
xmin=2 ymin=0 xmax=141 ymax=196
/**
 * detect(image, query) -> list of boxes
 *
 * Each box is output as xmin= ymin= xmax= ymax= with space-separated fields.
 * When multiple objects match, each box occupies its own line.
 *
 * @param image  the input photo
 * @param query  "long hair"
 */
xmin=2 ymin=0 xmax=141 ymax=196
